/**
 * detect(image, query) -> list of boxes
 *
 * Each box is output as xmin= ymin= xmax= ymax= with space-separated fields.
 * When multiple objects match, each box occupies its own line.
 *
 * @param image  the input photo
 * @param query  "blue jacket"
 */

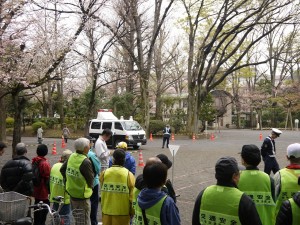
xmin=109 ymin=151 xmax=136 ymax=175
xmin=138 ymin=188 xmax=181 ymax=225
xmin=88 ymin=149 xmax=101 ymax=187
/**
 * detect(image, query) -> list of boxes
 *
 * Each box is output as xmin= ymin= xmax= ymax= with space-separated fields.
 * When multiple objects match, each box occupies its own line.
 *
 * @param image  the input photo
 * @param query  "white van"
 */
xmin=89 ymin=109 xmax=147 ymax=149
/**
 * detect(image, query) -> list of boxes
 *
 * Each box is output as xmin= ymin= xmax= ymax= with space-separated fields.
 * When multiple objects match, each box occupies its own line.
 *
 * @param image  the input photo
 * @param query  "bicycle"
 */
xmin=0 ymin=192 xmax=85 ymax=225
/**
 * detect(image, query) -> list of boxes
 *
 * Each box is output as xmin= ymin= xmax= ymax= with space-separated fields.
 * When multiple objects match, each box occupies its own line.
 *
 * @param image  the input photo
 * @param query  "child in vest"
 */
xmin=133 ymin=162 xmax=181 ymax=225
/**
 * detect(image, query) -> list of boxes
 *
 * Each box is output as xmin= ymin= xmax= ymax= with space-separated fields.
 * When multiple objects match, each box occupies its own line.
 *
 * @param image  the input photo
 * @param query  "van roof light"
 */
xmin=129 ymin=116 xmax=133 ymax=121
xmin=120 ymin=116 xmax=124 ymax=120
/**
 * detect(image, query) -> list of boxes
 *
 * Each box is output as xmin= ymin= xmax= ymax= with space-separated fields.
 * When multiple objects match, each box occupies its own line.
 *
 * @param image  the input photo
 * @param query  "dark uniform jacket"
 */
xmin=0 ymin=155 xmax=33 ymax=196
xmin=261 ymin=136 xmax=276 ymax=158
xmin=276 ymin=192 xmax=300 ymax=225
xmin=192 ymin=181 xmax=262 ymax=225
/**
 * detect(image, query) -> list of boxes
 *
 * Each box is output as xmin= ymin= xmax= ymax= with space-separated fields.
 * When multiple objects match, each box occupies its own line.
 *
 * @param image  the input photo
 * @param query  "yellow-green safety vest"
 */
xmin=66 ymin=153 xmax=92 ymax=199
xmin=275 ymin=168 xmax=300 ymax=216
xmin=133 ymin=187 xmax=141 ymax=211
xmin=50 ymin=162 xmax=70 ymax=204
xmin=238 ymin=170 xmax=275 ymax=225
xmin=199 ymin=185 xmax=243 ymax=225
xmin=133 ymin=195 xmax=167 ymax=225
xmin=289 ymin=196 xmax=300 ymax=225
xmin=101 ymin=166 xmax=130 ymax=215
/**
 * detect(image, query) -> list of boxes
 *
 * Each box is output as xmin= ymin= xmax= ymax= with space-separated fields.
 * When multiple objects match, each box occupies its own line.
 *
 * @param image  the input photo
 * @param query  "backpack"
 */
xmin=32 ymin=160 xmax=42 ymax=186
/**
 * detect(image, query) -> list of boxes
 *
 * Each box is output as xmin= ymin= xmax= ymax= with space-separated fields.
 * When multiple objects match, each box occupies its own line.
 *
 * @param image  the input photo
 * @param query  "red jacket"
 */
xmin=32 ymin=156 xmax=50 ymax=200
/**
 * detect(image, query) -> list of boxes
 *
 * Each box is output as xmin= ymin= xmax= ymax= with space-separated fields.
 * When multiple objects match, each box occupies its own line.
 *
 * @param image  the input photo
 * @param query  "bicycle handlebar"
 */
xmin=29 ymin=196 xmax=65 ymax=216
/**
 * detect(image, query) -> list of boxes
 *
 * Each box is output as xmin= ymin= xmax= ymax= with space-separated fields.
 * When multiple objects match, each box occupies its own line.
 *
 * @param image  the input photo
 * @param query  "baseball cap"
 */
xmin=156 ymin=154 xmax=172 ymax=169
xmin=241 ymin=144 xmax=261 ymax=166
xmin=215 ymin=157 xmax=240 ymax=181
xmin=272 ymin=128 xmax=282 ymax=137
xmin=116 ymin=142 xmax=128 ymax=150
xmin=287 ymin=143 xmax=300 ymax=158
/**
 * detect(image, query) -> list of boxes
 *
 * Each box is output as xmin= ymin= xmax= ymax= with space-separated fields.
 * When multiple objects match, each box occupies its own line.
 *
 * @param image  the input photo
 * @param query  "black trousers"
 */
xmin=263 ymin=156 xmax=280 ymax=175
xmin=162 ymin=136 xmax=170 ymax=148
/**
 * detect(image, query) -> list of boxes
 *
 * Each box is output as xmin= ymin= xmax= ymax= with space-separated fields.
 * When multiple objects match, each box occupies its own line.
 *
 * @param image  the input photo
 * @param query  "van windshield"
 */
xmin=121 ymin=121 xmax=142 ymax=131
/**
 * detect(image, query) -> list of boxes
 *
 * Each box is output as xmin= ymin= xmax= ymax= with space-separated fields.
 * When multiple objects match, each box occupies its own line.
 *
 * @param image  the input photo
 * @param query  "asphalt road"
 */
xmin=1 ymin=129 xmax=299 ymax=224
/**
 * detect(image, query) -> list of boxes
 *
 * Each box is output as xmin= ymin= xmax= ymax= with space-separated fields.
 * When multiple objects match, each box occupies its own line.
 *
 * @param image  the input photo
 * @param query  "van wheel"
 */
xmin=133 ymin=145 xmax=140 ymax=150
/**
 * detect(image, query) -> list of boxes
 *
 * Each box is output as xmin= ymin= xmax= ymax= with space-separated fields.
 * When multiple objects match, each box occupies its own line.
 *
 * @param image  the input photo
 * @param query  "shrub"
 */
xmin=31 ymin=122 xmax=47 ymax=133
xmin=6 ymin=117 xmax=14 ymax=128
xmin=149 ymin=120 xmax=166 ymax=134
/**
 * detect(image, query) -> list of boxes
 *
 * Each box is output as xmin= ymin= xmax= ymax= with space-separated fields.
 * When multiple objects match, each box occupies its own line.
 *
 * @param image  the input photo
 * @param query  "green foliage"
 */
xmin=149 ymin=120 xmax=166 ymax=134
xmin=109 ymin=93 xmax=136 ymax=119
xmin=31 ymin=122 xmax=47 ymax=133
xmin=6 ymin=117 xmax=14 ymax=128
xmin=34 ymin=118 xmax=59 ymax=129
xmin=169 ymin=108 xmax=186 ymax=133
xmin=199 ymin=93 xmax=216 ymax=123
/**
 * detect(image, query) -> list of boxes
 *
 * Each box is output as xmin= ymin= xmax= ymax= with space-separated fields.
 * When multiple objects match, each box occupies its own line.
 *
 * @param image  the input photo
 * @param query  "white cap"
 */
xmin=272 ymin=128 xmax=282 ymax=136
xmin=287 ymin=143 xmax=300 ymax=158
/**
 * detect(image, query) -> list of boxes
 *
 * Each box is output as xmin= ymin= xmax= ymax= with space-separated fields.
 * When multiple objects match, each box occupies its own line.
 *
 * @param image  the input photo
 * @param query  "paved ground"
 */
xmin=0 ymin=129 xmax=299 ymax=224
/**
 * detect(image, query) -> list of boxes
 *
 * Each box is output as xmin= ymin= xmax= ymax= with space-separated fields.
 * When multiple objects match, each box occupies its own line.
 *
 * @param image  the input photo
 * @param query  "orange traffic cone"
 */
xmin=210 ymin=133 xmax=215 ymax=141
xmin=150 ymin=133 xmax=153 ymax=141
xmin=171 ymin=133 xmax=175 ymax=141
xmin=138 ymin=150 xmax=145 ymax=167
xmin=259 ymin=133 xmax=262 ymax=141
xmin=52 ymin=141 xmax=57 ymax=155
xmin=192 ymin=133 xmax=196 ymax=141
xmin=61 ymin=137 xmax=66 ymax=148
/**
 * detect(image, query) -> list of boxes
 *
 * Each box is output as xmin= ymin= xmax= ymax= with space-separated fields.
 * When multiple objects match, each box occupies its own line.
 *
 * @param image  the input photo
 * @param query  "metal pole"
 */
xmin=172 ymin=150 xmax=175 ymax=184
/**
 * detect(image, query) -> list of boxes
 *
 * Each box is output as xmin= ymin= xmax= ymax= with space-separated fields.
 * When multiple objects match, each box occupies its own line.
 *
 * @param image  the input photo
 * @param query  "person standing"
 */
xmin=156 ymin=154 xmax=177 ymax=203
xmin=37 ymin=126 xmax=43 ymax=144
xmin=0 ymin=143 xmax=33 ymax=196
xmin=49 ymin=149 xmax=73 ymax=225
xmin=238 ymin=144 xmax=276 ymax=225
xmin=192 ymin=157 xmax=262 ymax=225
xmin=32 ymin=144 xmax=51 ymax=225
xmin=109 ymin=141 xmax=136 ymax=175
xmin=276 ymin=186 xmax=300 ymax=225
xmin=274 ymin=143 xmax=300 ymax=218
xmin=62 ymin=125 xmax=71 ymax=143
xmin=133 ymin=162 xmax=181 ymax=225
xmin=0 ymin=141 xmax=7 ymax=156
xmin=261 ymin=128 xmax=282 ymax=175
xmin=162 ymin=124 xmax=171 ymax=149
xmin=94 ymin=128 xmax=112 ymax=172
xmin=60 ymin=138 xmax=94 ymax=225
xmin=100 ymin=149 xmax=135 ymax=225
xmin=87 ymin=144 xmax=101 ymax=225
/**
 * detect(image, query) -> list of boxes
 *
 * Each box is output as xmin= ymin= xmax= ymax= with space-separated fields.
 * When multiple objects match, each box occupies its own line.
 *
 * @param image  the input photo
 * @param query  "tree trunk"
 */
xmin=140 ymin=73 xmax=150 ymax=137
xmin=12 ymin=92 xmax=24 ymax=157
xmin=0 ymin=93 xmax=7 ymax=142
xmin=155 ymin=91 xmax=163 ymax=120
xmin=57 ymin=77 xmax=64 ymax=129
xmin=47 ymin=81 xmax=53 ymax=117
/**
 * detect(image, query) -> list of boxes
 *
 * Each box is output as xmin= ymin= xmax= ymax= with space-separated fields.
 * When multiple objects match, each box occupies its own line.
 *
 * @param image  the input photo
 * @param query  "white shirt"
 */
xmin=37 ymin=128 xmax=43 ymax=138
xmin=94 ymin=136 xmax=110 ymax=166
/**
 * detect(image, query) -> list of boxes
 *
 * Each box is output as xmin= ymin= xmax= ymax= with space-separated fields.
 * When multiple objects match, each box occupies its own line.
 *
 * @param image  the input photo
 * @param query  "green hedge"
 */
xmin=31 ymin=122 xmax=47 ymax=133
xmin=149 ymin=120 xmax=166 ymax=134
xmin=6 ymin=117 xmax=14 ymax=128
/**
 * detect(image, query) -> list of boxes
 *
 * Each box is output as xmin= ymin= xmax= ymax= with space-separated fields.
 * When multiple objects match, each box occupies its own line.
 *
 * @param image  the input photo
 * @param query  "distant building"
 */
xmin=152 ymin=90 xmax=233 ymax=128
